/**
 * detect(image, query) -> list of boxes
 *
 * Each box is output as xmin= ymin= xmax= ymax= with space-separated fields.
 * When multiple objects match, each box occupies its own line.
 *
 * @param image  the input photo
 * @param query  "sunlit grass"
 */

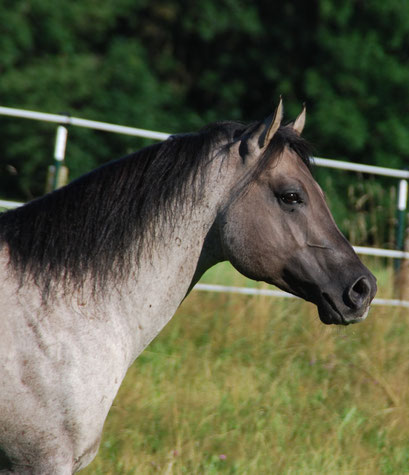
xmin=82 ymin=264 xmax=409 ymax=474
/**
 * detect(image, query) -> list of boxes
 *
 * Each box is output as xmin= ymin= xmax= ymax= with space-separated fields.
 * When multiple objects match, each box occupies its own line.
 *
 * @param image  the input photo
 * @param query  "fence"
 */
xmin=1 ymin=105 xmax=409 ymax=308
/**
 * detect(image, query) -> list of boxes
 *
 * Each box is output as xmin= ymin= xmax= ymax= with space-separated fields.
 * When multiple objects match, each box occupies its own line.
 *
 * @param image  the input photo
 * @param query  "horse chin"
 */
xmin=317 ymin=298 xmax=370 ymax=326
xmin=317 ymin=303 xmax=347 ymax=325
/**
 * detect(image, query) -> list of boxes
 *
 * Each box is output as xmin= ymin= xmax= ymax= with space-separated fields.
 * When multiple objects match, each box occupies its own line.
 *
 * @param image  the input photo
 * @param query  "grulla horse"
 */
xmin=0 ymin=100 xmax=376 ymax=473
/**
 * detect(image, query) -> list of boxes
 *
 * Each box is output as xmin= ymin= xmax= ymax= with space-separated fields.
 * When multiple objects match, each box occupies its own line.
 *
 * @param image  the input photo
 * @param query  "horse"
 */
xmin=0 ymin=99 xmax=376 ymax=474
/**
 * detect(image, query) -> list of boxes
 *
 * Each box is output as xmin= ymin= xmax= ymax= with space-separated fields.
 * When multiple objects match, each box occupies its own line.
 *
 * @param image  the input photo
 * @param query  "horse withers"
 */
xmin=0 ymin=100 xmax=376 ymax=473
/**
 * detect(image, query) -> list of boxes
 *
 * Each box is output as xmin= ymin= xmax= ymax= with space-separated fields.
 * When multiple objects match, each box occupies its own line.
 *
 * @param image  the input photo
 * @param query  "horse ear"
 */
xmin=291 ymin=103 xmax=306 ymax=135
xmin=240 ymin=98 xmax=283 ymax=161
xmin=259 ymin=96 xmax=283 ymax=148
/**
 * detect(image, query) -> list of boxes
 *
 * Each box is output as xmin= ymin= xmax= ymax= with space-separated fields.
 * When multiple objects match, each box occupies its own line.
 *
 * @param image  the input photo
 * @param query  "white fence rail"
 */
xmin=0 ymin=106 xmax=170 ymax=141
xmin=0 ymin=199 xmax=23 ymax=209
xmin=194 ymin=284 xmax=409 ymax=309
xmin=314 ymin=157 xmax=409 ymax=179
xmin=1 ymin=106 xmax=408 ymax=308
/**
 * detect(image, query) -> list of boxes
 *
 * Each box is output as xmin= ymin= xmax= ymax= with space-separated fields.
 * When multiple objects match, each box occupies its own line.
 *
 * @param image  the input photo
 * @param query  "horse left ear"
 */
xmin=259 ymin=96 xmax=284 ymax=148
xmin=240 ymin=98 xmax=283 ymax=162
xmin=291 ymin=103 xmax=306 ymax=135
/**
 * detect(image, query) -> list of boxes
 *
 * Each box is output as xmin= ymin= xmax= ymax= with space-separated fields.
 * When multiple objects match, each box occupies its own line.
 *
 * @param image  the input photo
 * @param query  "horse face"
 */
xmin=219 ymin=103 xmax=377 ymax=325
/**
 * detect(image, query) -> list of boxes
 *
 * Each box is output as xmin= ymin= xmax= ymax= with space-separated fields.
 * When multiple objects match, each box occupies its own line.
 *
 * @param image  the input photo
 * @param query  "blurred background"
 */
xmin=1 ymin=0 xmax=409 ymax=250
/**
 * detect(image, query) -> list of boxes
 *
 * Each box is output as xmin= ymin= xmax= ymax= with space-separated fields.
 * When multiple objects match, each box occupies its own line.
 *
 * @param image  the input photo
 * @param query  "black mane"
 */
xmin=0 ymin=120 xmax=311 ymax=297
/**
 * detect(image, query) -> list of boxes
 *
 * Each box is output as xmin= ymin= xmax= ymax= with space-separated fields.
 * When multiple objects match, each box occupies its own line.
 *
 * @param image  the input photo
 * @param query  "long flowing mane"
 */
xmin=0 ymin=121 xmax=311 ymax=297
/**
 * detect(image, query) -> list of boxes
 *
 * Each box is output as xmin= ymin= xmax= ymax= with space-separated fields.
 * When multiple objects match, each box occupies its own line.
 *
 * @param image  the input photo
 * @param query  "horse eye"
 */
xmin=280 ymin=192 xmax=302 ymax=205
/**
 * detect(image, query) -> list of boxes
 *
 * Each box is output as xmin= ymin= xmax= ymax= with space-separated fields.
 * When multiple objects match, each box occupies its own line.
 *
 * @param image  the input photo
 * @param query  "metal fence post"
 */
xmin=399 ymin=215 xmax=409 ymax=301
xmin=395 ymin=179 xmax=408 ymax=271
xmin=46 ymin=125 xmax=68 ymax=192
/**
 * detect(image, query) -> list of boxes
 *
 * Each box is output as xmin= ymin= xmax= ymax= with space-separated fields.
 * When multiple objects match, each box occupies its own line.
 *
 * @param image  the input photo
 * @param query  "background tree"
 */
xmin=1 ymin=0 xmax=408 ymax=244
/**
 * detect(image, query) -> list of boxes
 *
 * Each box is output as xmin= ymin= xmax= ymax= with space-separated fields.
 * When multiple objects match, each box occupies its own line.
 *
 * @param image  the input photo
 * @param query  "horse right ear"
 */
xmin=239 ymin=98 xmax=283 ymax=163
xmin=290 ymin=103 xmax=306 ymax=135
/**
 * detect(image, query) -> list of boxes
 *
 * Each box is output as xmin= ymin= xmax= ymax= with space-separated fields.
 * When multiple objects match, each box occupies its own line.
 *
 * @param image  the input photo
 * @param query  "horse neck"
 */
xmin=105 ymin=158 xmax=231 ymax=361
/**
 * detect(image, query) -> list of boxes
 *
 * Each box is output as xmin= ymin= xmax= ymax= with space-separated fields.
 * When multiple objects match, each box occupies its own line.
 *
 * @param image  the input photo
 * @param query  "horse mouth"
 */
xmin=277 ymin=273 xmax=374 ymax=325
xmin=318 ymin=292 xmax=369 ymax=325
xmin=277 ymin=285 xmax=349 ymax=325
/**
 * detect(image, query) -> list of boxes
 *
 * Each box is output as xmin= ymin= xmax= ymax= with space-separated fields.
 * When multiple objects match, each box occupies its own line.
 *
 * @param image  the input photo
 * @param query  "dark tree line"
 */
xmin=1 ymin=0 xmax=408 ymax=234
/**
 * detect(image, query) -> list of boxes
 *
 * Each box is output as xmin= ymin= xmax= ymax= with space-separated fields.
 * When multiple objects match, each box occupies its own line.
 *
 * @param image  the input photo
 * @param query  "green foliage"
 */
xmin=307 ymin=0 xmax=409 ymax=171
xmin=0 ymin=0 xmax=176 ymax=198
xmin=1 ymin=0 xmax=408 ymax=234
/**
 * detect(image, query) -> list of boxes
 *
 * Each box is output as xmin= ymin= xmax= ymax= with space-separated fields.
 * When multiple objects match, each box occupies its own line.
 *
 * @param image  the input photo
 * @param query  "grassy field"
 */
xmin=82 ymin=261 xmax=409 ymax=474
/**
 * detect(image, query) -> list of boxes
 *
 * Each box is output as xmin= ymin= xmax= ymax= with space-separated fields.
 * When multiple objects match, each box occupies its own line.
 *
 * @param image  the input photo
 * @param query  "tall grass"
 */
xmin=82 ymin=262 xmax=409 ymax=475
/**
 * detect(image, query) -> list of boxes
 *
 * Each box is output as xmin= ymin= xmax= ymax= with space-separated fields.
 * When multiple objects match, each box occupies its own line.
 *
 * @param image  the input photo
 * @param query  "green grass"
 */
xmin=81 ymin=262 xmax=409 ymax=474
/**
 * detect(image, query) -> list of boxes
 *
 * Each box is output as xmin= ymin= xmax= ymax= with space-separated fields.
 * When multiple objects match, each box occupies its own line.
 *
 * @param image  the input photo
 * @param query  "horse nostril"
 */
xmin=346 ymin=276 xmax=371 ymax=309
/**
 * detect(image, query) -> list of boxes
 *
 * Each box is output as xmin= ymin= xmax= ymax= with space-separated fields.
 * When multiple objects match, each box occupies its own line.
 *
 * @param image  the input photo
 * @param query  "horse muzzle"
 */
xmin=317 ymin=274 xmax=377 ymax=325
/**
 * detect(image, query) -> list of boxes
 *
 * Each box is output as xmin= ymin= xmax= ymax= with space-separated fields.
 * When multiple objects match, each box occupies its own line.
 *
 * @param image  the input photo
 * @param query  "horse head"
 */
xmin=218 ymin=99 xmax=377 ymax=325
